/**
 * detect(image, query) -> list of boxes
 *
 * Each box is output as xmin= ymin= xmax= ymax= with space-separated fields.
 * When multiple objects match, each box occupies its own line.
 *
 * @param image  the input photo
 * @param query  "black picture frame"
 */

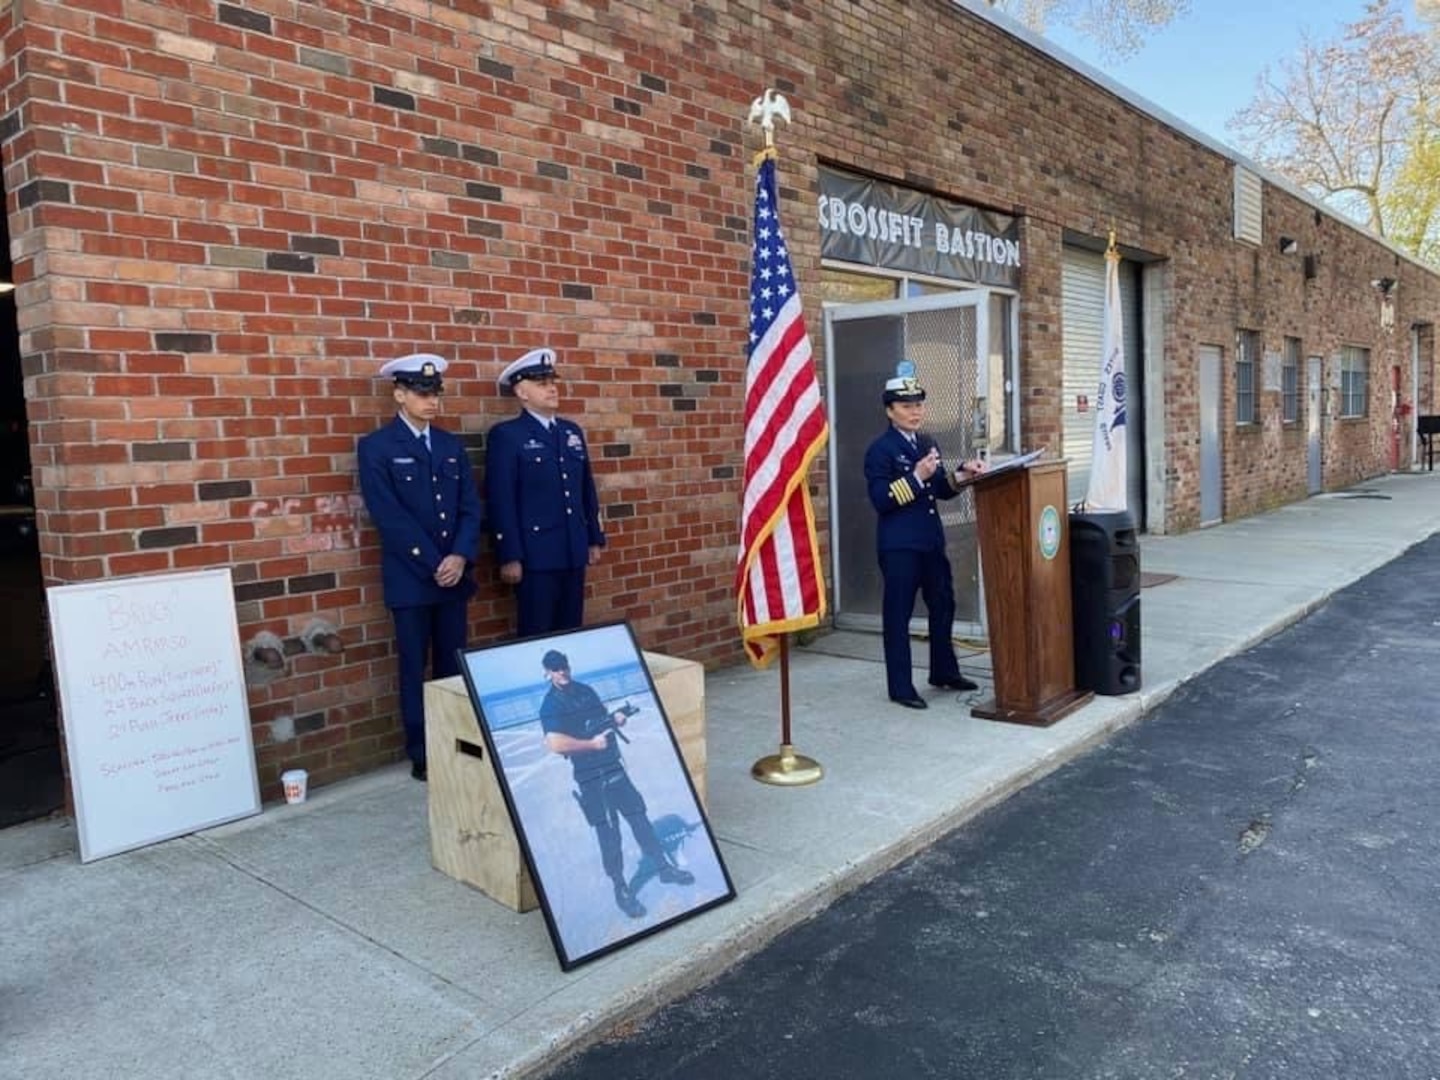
xmin=458 ymin=621 xmax=736 ymax=971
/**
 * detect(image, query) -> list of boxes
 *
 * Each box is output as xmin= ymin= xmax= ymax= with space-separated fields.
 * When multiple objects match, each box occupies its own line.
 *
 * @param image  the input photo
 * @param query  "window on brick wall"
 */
xmin=1236 ymin=329 xmax=1259 ymax=425
xmin=1282 ymin=336 xmax=1300 ymax=424
xmin=1340 ymin=345 xmax=1369 ymax=418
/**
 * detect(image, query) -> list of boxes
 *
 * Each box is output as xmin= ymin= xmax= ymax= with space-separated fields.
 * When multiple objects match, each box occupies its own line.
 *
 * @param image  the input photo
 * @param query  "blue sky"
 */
xmin=1046 ymin=1 xmax=1390 ymax=147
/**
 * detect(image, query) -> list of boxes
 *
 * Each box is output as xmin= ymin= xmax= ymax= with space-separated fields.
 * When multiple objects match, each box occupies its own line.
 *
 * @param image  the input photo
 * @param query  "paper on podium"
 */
xmin=953 ymin=447 xmax=1046 ymax=487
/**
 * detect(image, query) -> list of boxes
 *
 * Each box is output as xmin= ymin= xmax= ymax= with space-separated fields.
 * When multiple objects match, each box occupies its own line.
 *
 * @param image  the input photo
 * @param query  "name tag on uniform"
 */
xmin=393 ymin=456 xmax=416 ymax=464
xmin=523 ymin=438 xmax=545 ymax=450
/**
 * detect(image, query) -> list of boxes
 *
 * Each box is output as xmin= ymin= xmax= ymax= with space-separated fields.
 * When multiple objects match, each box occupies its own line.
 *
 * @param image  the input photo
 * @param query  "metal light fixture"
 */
xmin=1278 ymin=236 xmax=1299 ymax=255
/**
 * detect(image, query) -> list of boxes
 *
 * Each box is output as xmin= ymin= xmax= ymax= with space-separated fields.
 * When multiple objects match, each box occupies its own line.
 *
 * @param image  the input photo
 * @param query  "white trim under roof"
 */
xmin=948 ymin=0 xmax=1432 ymax=274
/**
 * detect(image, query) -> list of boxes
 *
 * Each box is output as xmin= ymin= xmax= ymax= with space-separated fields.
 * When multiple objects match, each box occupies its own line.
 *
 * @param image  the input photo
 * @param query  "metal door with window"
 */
xmin=825 ymin=291 xmax=989 ymax=637
xmin=0 ymin=209 xmax=60 ymax=828
xmin=1411 ymin=328 xmax=1422 ymax=469
xmin=1306 ymin=356 xmax=1323 ymax=493
xmin=1199 ymin=345 xmax=1222 ymax=525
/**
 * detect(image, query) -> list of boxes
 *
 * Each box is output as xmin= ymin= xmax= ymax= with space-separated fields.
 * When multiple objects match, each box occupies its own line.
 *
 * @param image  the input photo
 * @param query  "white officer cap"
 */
xmin=496 ymin=347 xmax=558 ymax=396
xmin=882 ymin=358 xmax=926 ymax=404
xmin=379 ymin=352 xmax=448 ymax=391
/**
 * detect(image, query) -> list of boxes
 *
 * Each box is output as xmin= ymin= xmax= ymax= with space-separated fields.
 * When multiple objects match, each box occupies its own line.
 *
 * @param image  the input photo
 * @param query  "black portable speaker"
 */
xmin=1069 ymin=510 xmax=1141 ymax=696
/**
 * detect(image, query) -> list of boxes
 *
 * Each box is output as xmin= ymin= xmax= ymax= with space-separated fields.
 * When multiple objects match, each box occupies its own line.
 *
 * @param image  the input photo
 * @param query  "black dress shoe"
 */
xmin=613 ymin=882 xmax=647 ymax=919
xmin=411 ymin=762 xmax=427 ymax=782
xmin=928 ymin=675 xmax=979 ymax=691
xmin=890 ymin=696 xmax=928 ymax=710
xmin=657 ymin=863 xmax=695 ymax=886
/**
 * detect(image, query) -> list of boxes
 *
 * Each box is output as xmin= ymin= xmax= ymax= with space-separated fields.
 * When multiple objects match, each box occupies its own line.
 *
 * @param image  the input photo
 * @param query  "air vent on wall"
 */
xmin=1233 ymin=166 xmax=1262 ymax=246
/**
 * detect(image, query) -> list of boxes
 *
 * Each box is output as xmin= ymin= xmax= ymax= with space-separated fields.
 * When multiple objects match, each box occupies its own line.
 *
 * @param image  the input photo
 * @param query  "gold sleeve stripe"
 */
xmin=889 ymin=478 xmax=914 ymax=505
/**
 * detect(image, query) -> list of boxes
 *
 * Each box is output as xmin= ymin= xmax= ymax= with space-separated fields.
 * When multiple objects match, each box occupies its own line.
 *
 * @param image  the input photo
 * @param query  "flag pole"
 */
xmin=752 ymin=633 xmax=823 ymax=785
xmin=1071 ymin=228 xmax=1120 ymax=515
xmin=744 ymin=87 xmax=822 ymax=787
xmin=1078 ymin=222 xmax=1128 ymax=515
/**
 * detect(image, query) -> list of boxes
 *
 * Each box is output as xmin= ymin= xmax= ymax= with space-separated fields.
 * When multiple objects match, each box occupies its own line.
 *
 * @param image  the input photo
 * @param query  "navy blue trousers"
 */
xmin=515 ymin=567 xmax=586 ymax=638
xmin=576 ymin=771 xmax=666 ymax=884
xmin=392 ymin=598 xmax=469 ymax=766
xmin=879 ymin=548 xmax=962 ymax=700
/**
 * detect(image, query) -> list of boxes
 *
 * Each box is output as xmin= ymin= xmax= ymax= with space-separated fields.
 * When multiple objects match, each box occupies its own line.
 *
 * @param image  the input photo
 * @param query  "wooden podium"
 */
xmin=970 ymin=459 xmax=1093 ymax=726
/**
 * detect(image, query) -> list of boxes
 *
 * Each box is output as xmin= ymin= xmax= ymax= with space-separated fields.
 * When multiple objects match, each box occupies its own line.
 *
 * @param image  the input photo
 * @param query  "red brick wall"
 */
xmin=8 ymin=0 xmax=1439 ymax=793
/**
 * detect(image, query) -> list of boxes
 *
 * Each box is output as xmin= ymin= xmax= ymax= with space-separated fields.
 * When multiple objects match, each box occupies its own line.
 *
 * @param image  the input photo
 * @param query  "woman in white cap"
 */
xmin=864 ymin=361 xmax=986 ymax=709
xmin=357 ymin=353 xmax=482 ymax=780
xmin=484 ymin=347 xmax=605 ymax=638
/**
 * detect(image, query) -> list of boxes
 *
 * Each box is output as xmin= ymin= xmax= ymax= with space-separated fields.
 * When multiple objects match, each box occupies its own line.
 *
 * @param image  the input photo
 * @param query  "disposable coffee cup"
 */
xmin=281 ymin=769 xmax=308 ymax=805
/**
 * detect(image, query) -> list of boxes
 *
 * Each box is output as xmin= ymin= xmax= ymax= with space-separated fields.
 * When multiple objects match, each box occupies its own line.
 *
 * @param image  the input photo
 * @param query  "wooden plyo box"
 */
xmin=423 ymin=650 xmax=707 ymax=913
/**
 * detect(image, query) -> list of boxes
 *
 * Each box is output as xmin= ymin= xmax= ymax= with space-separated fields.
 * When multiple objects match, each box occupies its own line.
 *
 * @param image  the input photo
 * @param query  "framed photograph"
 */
xmin=458 ymin=621 xmax=735 ymax=971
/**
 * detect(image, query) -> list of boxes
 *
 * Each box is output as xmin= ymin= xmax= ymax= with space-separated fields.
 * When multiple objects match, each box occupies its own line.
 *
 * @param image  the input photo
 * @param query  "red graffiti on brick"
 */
xmin=248 ymin=495 xmax=367 ymax=552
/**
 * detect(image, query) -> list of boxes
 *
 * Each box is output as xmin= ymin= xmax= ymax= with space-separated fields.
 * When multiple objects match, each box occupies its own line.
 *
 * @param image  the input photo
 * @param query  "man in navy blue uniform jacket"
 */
xmin=864 ymin=363 xmax=987 ymax=710
xmin=484 ymin=347 xmax=605 ymax=638
xmin=357 ymin=353 xmax=482 ymax=780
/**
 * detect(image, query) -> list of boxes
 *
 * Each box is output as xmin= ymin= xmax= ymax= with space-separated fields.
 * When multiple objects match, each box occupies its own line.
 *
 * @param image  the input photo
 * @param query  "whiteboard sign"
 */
xmin=47 ymin=568 xmax=261 ymax=862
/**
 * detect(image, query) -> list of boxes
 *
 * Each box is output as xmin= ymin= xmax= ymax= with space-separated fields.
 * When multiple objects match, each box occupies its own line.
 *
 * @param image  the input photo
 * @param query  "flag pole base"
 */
xmin=751 ymin=743 xmax=823 ymax=787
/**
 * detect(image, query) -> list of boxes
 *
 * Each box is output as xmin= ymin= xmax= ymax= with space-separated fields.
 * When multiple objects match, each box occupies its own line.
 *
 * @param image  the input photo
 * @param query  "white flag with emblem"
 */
xmin=1084 ymin=244 xmax=1127 ymax=511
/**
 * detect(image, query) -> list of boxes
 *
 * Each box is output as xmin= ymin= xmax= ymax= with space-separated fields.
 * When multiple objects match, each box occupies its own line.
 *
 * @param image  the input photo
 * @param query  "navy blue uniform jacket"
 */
xmin=357 ymin=418 xmax=482 ymax=608
xmin=863 ymin=428 xmax=961 ymax=552
xmin=485 ymin=412 xmax=604 ymax=571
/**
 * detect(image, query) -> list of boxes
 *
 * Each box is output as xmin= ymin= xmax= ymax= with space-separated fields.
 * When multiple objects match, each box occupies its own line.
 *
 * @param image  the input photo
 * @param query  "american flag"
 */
xmin=736 ymin=153 xmax=829 ymax=667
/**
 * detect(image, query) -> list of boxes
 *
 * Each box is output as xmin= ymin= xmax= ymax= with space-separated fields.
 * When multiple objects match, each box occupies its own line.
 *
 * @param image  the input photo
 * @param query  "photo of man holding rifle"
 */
xmin=539 ymin=648 xmax=694 ymax=920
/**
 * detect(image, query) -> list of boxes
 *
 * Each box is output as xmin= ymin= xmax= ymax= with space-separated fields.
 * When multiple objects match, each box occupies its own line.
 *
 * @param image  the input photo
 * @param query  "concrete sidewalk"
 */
xmin=4 ymin=473 xmax=1438 ymax=1080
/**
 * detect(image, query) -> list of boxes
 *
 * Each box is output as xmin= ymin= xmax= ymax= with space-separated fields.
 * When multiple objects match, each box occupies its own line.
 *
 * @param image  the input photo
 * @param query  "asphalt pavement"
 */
xmin=543 ymin=529 xmax=1440 ymax=1079
xmin=2 ymin=472 xmax=1438 ymax=1080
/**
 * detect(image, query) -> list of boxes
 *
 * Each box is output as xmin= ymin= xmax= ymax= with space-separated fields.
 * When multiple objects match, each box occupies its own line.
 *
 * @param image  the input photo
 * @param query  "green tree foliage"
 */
xmin=983 ymin=0 xmax=1191 ymax=58
xmin=1384 ymin=109 xmax=1439 ymax=260
xmin=1229 ymin=0 xmax=1439 ymax=265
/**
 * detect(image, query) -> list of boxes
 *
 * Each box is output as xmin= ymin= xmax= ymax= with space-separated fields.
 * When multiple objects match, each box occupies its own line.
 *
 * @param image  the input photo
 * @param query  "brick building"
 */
xmin=1 ymin=0 xmax=1435 ymax=812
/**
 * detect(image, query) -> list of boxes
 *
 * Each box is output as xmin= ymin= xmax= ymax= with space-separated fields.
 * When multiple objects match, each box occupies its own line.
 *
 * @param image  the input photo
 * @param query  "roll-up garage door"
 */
xmin=1061 ymin=247 xmax=1144 ymax=526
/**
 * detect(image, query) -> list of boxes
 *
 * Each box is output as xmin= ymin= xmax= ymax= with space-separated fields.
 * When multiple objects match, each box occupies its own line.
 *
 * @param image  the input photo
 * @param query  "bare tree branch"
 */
xmin=1228 ymin=0 xmax=1438 ymax=261
xmin=983 ymin=0 xmax=1191 ymax=58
